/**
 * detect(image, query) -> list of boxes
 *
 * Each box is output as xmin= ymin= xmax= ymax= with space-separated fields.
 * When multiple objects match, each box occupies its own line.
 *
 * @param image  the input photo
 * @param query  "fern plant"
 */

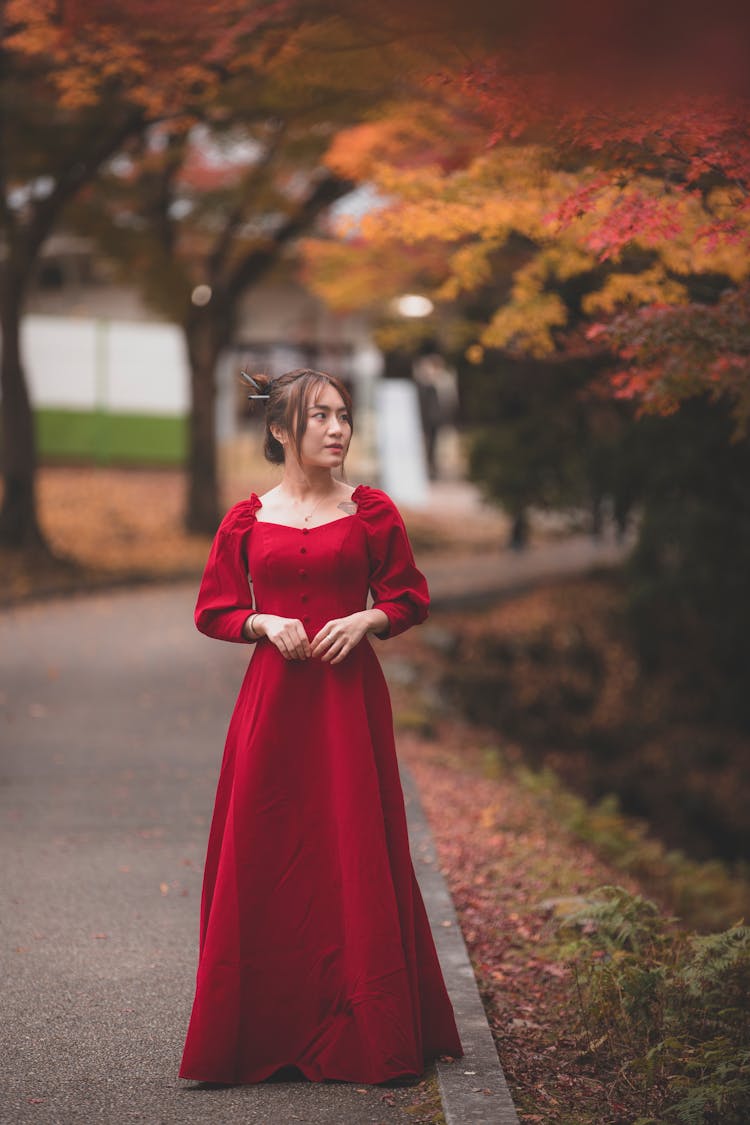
xmin=557 ymin=886 xmax=750 ymax=1123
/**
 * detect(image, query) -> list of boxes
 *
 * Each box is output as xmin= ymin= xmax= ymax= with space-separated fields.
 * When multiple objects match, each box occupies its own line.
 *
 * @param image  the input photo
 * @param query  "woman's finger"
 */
xmin=289 ymin=623 xmax=311 ymax=660
xmin=323 ymin=636 xmax=348 ymax=663
xmin=312 ymin=620 xmax=341 ymax=648
xmin=297 ymin=628 xmax=312 ymax=659
xmin=328 ymin=642 xmax=350 ymax=665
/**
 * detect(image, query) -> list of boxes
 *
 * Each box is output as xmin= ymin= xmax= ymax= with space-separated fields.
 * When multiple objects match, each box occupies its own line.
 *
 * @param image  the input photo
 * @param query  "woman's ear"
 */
xmin=270 ymin=424 xmax=286 ymax=446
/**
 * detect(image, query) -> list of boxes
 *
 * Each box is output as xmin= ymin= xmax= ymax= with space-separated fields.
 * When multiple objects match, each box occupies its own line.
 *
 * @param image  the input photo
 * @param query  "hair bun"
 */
xmin=240 ymin=369 xmax=271 ymax=402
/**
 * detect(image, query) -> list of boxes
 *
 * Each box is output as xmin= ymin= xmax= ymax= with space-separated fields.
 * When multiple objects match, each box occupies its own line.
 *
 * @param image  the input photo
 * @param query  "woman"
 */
xmin=179 ymin=368 xmax=462 ymax=1086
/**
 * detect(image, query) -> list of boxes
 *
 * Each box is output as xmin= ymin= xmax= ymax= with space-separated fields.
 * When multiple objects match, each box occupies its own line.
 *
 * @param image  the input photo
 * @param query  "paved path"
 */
xmin=423 ymin=531 xmax=632 ymax=611
xmin=0 ymin=510 xmax=634 ymax=1125
xmin=0 ymin=524 xmax=629 ymax=1124
xmin=0 ymin=582 xmax=523 ymax=1125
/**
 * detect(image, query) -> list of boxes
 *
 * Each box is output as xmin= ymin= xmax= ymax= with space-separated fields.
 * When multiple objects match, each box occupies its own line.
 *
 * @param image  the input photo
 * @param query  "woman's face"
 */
xmin=296 ymin=383 xmax=352 ymax=469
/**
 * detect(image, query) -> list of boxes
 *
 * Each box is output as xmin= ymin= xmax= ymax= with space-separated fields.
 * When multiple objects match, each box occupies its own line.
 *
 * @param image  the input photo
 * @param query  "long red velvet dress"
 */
xmin=179 ymin=484 xmax=462 ymax=1085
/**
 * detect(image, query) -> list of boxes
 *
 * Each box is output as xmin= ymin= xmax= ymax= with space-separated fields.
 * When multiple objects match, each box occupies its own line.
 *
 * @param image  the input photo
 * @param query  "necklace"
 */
xmin=304 ymin=495 xmax=328 ymax=524
xmin=297 ymin=490 xmax=335 ymax=524
xmin=277 ymin=485 xmax=338 ymax=526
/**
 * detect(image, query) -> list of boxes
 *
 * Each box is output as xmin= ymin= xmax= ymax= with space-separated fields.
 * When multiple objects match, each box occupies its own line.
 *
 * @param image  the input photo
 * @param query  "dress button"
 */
xmin=302 ymin=527 xmax=309 ymax=536
xmin=300 ymin=594 xmax=308 ymax=603
xmin=300 ymin=547 xmax=307 ymax=554
xmin=302 ymin=615 xmax=310 ymax=624
xmin=298 ymin=569 xmax=307 ymax=578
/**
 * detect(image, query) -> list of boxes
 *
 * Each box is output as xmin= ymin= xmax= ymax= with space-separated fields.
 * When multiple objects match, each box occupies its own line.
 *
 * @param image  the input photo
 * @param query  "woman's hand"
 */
xmin=251 ymin=614 xmax=312 ymax=661
xmin=311 ymin=609 xmax=389 ymax=665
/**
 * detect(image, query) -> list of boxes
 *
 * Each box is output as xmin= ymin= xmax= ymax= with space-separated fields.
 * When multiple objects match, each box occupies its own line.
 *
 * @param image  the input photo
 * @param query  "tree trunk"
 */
xmin=182 ymin=177 xmax=355 ymax=534
xmin=0 ymin=276 xmax=46 ymax=550
xmin=185 ymin=311 xmax=222 ymax=535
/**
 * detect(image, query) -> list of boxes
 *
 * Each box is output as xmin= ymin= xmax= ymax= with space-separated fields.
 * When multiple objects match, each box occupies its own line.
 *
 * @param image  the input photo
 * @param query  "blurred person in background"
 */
xmin=412 ymin=341 xmax=459 ymax=480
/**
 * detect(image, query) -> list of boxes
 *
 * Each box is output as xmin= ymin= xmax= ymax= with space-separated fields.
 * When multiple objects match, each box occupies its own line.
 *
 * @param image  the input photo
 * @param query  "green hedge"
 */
xmin=36 ymin=408 xmax=187 ymax=465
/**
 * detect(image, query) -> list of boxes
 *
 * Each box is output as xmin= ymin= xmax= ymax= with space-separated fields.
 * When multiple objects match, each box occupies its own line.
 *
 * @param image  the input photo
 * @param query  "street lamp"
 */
xmin=191 ymin=284 xmax=212 ymax=307
xmin=391 ymin=293 xmax=434 ymax=318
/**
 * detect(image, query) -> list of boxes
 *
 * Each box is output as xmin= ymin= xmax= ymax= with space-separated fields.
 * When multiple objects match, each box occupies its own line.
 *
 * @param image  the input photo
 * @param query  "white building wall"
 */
xmin=21 ymin=314 xmax=190 ymax=416
xmin=22 ymin=316 xmax=99 ymax=410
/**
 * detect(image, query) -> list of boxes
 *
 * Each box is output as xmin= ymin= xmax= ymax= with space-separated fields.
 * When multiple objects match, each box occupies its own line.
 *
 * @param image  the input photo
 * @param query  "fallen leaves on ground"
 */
xmin=388 ymin=625 xmax=653 ymax=1125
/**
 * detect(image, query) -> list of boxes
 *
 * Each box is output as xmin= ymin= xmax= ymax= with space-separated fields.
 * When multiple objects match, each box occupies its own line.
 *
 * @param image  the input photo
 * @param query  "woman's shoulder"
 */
xmin=352 ymin=484 xmax=403 ymax=523
xmin=217 ymin=493 xmax=262 ymax=534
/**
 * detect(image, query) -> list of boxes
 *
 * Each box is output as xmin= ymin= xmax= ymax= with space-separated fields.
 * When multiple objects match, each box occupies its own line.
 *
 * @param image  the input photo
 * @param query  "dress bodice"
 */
xmin=193 ymin=485 xmax=429 ymax=645
xmin=249 ymin=516 xmax=370 ymax=640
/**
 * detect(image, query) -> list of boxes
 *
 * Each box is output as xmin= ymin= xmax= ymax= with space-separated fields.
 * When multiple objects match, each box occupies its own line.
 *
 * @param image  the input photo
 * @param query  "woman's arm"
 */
xmin=194 ymin=505 xmax=257 ymax=643
xmin=361 ymin=489 xmax=429 ymax=638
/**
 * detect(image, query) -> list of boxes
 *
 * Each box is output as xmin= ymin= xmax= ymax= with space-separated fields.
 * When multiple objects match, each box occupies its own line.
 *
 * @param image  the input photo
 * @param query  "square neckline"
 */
xmin=252 ymin=485 xmax=363 ymax=531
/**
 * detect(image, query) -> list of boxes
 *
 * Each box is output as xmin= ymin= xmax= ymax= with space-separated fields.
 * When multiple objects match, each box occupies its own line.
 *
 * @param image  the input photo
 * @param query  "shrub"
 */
xmin=557 ymin=885 xmax=750 ymax=1124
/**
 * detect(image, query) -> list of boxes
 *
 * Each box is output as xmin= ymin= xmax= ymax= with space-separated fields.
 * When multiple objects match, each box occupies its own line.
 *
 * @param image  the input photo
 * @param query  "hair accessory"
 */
xmin=240 ymin=369 xmax=270 ymax=400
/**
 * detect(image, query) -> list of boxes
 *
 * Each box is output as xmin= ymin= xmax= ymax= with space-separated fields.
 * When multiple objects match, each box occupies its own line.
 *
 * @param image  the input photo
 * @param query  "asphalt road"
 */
xmin=0 ymin=585 xmax=453 ymax=1125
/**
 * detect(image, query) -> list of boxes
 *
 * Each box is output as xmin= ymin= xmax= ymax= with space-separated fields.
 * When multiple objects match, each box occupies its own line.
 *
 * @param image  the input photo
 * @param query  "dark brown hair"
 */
xmin=247 ymin=369 xmax=354 ymax=465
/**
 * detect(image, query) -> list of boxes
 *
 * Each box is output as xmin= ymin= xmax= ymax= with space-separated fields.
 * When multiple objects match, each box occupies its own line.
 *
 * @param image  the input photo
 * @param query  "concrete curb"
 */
xmin=401 ymin=766 xmax=520 ymax=1125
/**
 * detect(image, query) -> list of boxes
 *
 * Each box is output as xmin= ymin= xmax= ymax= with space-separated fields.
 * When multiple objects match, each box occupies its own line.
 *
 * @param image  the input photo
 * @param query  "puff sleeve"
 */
xmin=356 ymin=486 xmax=430 ymax=639
xmin=194 ymin=498 xmax=259 ymax=643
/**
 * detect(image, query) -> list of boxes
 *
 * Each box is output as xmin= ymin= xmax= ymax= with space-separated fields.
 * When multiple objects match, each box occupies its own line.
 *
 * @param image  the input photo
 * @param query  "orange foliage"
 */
xmin=5 ymin=0 xmax=289 ymax=114
xmin=303 ymin=31 xmax=750 ymax=418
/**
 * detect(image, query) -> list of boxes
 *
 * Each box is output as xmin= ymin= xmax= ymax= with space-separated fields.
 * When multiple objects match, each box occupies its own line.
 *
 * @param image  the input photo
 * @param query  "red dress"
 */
xmin=179 ymin=485 xmax=462 ymax=1085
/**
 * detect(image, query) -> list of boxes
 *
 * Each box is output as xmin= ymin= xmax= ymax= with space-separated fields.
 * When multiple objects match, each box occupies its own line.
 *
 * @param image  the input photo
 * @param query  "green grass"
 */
xmin=36 ymin=408 xmax=187 ymax=465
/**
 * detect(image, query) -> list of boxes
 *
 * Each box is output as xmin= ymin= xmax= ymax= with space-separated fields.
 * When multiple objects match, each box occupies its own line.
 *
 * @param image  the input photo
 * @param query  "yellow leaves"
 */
xmin=312 ymin=94 xmax=750 ymax=364
xmin=483 ymin=293 xmax=568 ymax=356
xmin=301 ymin=235 xmax=438 ymax=313
xmin=582 ymin=266 xmax=688 ymax=317
xmin=438 ymin=242 xmax=498 ymax=300
xmin=475 ymin=247 xmax=584 ymax=354
xmin=361 ymin=196 xmax=480 ymax=245
xmin=326 ymin=102 xmax=463 ymax=182
xmin=324 ymin=121 xmax=433 ymax=182
xmin=549 ymin=245 xmax=598 ymax=282
xmin=326 ymin=124 xmax=391 ymax=180
xmin=355 ymin=147 xmax=557 ymax=245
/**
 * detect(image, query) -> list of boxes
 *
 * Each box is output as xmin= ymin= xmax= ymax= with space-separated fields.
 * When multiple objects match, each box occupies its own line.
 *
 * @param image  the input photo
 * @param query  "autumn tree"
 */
xmin=302 ymin=6 xmax=750 ymax=720
xmin=2 ymin=3 xmax=483 ymax=542
xmin=67 ymin=10 xmax=446 ymax=533
xmin=305 ymin=97 xmax=750 ymax=407
xmin=0 ymin=0 xmax=293 ymax=549
xmin=301 ymin=2 xmax=750 ymax=428
xmin=78 ymin=117 xmax=353 ymax=531
xmin=300 ymin=7 xmax=750 ymax=548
